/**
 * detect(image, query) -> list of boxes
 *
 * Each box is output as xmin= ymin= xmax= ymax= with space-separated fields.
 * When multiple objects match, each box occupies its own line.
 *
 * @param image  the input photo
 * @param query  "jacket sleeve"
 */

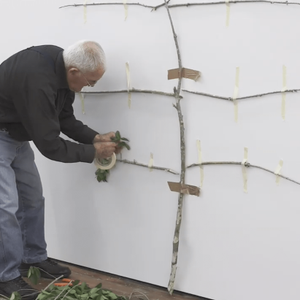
xmin=59 ymin=91 xmax=99 ymax=144
xmin=10 ymin=65 xmax=95 ymax=163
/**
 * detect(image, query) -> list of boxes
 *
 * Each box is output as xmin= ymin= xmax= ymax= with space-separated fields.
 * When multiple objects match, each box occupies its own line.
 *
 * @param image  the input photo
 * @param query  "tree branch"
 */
xmin=79 ymin=88 xmax=180 ymax=99
xmin=60 ymin=1 xmax=300 ymax=10
xmin=59 ymin=1 xmax=171 ymax=10
xmin=117 ymin=159 xmax=179 ymax=175
xmin=187 ymin=161 xmax=300 ymax=186
xmin=164 ymin=0 xmax=186 ymax=295
xmin=183 ymin=88 xmax=300 ymax=102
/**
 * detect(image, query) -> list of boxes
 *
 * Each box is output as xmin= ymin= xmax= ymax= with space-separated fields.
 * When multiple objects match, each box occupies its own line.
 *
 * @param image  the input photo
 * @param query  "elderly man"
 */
xmin=0 ymin=40 xmax=119 ymax=299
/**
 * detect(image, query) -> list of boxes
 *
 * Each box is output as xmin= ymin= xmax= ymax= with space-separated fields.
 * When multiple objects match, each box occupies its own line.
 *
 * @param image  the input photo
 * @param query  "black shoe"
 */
xmin=0 ymin=276 xmax=39 ymax=300
xmin=19 ymin=258 xmax=71 ymax=279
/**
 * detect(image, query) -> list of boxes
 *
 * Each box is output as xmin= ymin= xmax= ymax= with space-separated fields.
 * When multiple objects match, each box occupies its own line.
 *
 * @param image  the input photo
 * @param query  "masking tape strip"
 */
xmin=274 ymin=159 xmax=283 ymax=185
xmin=79 ymin=92 xmax=86 ymax=114
xmin=123 ymin=0 xmax=128 ymax=20
xmin=233 ymin=67 xmax=240 ymax=122
xmin=167 ymin=182 xmax=200 ymax=197
xmin=84 ymin=0 xmax=88 ymax=23
xmin=125 ymin=62 xmax=131 ymax=108
xmin=148 ymin=153 xmax=154 ymax=172
xmin=168 ymin=68 xmax=201 ymax=81
xmin=94 ymin=153 xmax=117 ymax=170
xmin=226 ymin=0 xmax=230 ymax=27
xmin=241 ymin=147 xmax=248 ymax=193
xmin=196 ymin=140 xmax=204 ymax=187
xmin=282 ymin=65 xmax=287 ymax=120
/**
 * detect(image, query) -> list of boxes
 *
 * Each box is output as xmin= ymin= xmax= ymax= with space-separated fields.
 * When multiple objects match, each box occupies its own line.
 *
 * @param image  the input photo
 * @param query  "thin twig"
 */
xmin=117 ymin=159 xmax=179 ymax=175
xmin=42 ymin=275 xmax=64 ymax=292
xmin=61 ymin=283 xmax=81 ymax=300
xmin=59 ymin=1 xmax=300 ymax=10
xmin=129 ymin=289 xmax=150 ymax=300
xmin=54 ymin=281 xmax=73 ymax=300
xmin=183 ymin=88 xmax=300 ymax=102
xmin=187 ymin=161 xmax=300 ymax=186
xmin=79 ymin=88 xmax=180 ymax=99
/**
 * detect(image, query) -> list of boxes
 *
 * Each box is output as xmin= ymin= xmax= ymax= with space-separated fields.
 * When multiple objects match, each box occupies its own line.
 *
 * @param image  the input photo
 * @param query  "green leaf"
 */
xmin=9 ymin=292 xmax=21 ymax=300
xmin=89 ymin=288 xmax=100 ymax=295
xmin=27 ymin=266 xmax=41 ymax=285
xmin=110 ymin=137 xmax=118 ymax=142
xmin=120 ymin=137 xmax=129 ymax=142
xmin=115 ymin=131 xmax=121 ymax=140
xmin=72 ymin=280 xmax=80 ymax=286
xmin=118 ymin=142 xmax=130 ymax=150
xmin=95 ymin=283 xmax=102 ymax=289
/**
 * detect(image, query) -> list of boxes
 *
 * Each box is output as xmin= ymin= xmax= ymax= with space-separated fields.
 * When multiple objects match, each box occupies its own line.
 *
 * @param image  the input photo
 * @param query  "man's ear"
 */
xmin=68 ymin=67 xmax=80 ymax=75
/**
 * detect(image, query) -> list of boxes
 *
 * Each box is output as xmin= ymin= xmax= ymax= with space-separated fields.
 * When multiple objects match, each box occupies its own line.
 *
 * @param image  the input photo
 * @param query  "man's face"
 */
xmin=66 ymin=67 xmax=105 ymax=92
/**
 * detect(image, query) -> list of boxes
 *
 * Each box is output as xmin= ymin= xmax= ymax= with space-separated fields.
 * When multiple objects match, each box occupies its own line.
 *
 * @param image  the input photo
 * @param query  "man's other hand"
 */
xmin=93 ymin=132 xmax=115 ymax=143
xmin=94 ymin=141 xmax=117 ymax=159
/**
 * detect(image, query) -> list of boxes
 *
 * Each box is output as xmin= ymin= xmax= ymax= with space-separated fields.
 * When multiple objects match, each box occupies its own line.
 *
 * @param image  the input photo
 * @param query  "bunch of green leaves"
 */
xmin=95 ymin=169 xmax=109 ymax=183
xmin=95 ymin=131 xmax=130 ymax=183
xmin=37 ymin=281 xmax=127 ymax=300
xmin=110 ymin=131 xmax=130 ymax=150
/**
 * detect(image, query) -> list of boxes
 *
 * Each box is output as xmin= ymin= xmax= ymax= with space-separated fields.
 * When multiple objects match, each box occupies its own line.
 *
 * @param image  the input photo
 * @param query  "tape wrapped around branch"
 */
xmin=94 ymin=153 xmax=117 ymax=170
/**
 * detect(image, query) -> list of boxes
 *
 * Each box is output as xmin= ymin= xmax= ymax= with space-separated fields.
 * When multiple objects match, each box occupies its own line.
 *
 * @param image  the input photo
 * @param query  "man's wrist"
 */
xmin=93 ymin=133 xmax=101 ymax=143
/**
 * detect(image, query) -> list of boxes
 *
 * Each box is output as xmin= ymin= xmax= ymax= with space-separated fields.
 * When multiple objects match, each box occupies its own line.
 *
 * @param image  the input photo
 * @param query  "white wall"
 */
xmin=2 ymin=0 xmax=300 ymax=299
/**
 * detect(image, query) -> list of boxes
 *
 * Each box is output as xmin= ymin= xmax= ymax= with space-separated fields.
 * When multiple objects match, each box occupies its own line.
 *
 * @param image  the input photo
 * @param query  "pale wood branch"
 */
xmin=187 ymin=161 xmax=300 ymax=186
xmin=79 ymin=88 xmax=180 ymax=98
xmin=164 ymin=0 xmax=186 ymax=295
xmin=117 ymin=159 xmax=179 ymax=175
xmin=60 ymin=1 xmax=300 ymax=10
xmin=183 ymin=88 xmax=300 ymax=102
xmin=59 ymin=1 xmax=170 ymax=10
xmin=168 ymin=1 xmax=300 ymax=8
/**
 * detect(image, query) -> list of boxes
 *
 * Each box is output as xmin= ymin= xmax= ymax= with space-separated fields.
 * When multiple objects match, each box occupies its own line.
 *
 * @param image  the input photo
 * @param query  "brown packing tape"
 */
xmin=167 ymin=182 xmax=200 ymax=197
xmin=168 ymin=68 xmax=201 ymax=81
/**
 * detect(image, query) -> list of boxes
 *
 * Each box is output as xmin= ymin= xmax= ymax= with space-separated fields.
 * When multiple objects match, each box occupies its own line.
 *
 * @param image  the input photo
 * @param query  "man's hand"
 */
xmin=94 ymin=141 xmax=118 ymax=160
xmin=93 ymin=132 xmax=115 ymax=143
xmin=93 ymin=132 xmax=122 ymax=154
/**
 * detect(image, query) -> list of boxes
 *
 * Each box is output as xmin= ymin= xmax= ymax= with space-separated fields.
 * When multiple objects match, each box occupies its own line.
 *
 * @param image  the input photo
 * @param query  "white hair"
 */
xmin=63 ymin=40 xmax=106 ymax=73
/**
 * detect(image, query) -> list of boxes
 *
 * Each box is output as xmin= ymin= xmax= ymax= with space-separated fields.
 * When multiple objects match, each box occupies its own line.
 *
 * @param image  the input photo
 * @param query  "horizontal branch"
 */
xmin=79 ymin=88 xmax=180 ymax=98
xmin=59 ymin=1 xmax=170 ymax=10
xmin=117 ymin=159 xmax=179 ymax=175
xmin=60 ymin=1 xmax=300 ymax=10
xmin=168 ymin=1 xmax=300 ymax=8
xmin=187 ymin=161 xmax=300 ymax=186
xmin=183 ymin=88 xmax=300 ymax=102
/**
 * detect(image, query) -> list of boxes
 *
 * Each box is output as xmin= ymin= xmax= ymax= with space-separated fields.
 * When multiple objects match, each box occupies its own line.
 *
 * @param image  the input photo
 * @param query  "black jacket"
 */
xmin=0 ymin=45 xmax=98 ymax=163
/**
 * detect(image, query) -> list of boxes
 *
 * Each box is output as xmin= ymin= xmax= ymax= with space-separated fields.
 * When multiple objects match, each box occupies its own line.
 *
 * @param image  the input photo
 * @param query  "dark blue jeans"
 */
xmin=0 ymin=130 xmax=47 ymax=282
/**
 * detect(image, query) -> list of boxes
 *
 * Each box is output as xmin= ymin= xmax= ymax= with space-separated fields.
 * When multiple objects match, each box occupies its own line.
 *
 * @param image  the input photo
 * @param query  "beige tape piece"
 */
xmin=241 ymin=147 xmax=248 ymax=193
xmin=196 ymin=140 xmax=204 ymax=187
xmin=125 ymin=62 xmax=131 ymax=108
xmin=274 ymin=159 xmax=283 ymax=185
xmin=226 ymin=0 xmax=230 ymax=27
xmin=233 ymin=67 xmax=240 ymax=122
xmin=123 ymin=0 xmax=128 ymax=20
xmin=167 ymin=182 xmax=200 ymax=197
xmin=94 ymin=153 xmax=117 ymax=170
xmin=148 ymin=153 xmax=154 ymax=172
xmin=83 ymin=0 xmax=88 ymax=24
xmin=79 ymin=92 xmax=86 ymax=115
xmin=281 ymin=65 xmax=287 ymax=120
xmin=168 ymin=68 xmax=201 ymax=81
